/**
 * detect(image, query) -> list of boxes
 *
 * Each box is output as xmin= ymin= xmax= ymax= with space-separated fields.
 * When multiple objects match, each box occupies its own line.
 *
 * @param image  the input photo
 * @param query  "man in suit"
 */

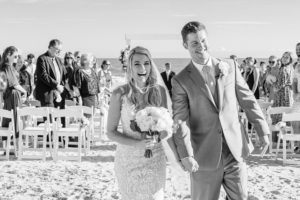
xmin=161 ymin=62 xmax=176 ymax=97
xmin=35 ymin=39 xmax=66 ymax=109
xmin=172 ymin=21 xmax=270 ymax=200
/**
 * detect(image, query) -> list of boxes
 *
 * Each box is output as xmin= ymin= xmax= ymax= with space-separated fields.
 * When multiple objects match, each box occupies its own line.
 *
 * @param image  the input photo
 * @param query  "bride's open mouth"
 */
xmin=137 ymin=72 xmax=147 ymax=77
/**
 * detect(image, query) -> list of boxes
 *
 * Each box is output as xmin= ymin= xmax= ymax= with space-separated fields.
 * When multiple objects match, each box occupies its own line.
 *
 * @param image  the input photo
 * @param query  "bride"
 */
xmin=107 ymin=46 xmax=171 ymax=200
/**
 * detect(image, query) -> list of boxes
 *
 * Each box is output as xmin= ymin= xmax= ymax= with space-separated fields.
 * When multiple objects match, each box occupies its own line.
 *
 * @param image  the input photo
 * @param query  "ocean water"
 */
xmin=97 ymin=58 xmax=268 ymax=77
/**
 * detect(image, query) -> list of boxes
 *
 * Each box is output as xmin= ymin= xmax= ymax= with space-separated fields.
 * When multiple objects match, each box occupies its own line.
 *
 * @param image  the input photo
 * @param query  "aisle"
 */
xmin=0 ymin=141 xmax=299 ymax=200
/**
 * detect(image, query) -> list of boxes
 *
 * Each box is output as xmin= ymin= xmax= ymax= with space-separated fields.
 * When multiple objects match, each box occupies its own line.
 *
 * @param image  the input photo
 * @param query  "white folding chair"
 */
xmin=249 ymin=101 xmax=273 ymax=149
xmin=17 ymin=107 xmax=52 ymax=161
xmin=65 ymin=105 xmax=94 ymax=152
xmin=51 ymin=108 xmax=86 ymax=162
xmin=0 ymin=109 xmax=16 ymax=160
xmin=277 ymin=112 xmax=300 ymax=164
xmin=266 ymin=107 xmax=293 ymax=154
xmin=93 ymin=104 xmax=109 ymax=143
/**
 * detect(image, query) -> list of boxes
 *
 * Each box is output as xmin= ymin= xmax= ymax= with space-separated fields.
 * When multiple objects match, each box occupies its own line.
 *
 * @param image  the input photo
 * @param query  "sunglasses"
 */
xmin=269 ymin=61 xmax=275 ymax=64
xmin=76 ymin=56 xmax=80 ymax=59
xmin=66 ymin=57 xmax=73 ymax=60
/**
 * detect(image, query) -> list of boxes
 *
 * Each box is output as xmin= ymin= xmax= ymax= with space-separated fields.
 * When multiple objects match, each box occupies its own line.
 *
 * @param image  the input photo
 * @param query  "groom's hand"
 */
xmin=181 ymin=157 xmax=199 ymax=173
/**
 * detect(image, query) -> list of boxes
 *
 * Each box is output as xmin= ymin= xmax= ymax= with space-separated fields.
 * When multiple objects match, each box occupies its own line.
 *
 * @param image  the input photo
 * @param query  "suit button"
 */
xmin=218 ymin=128 xmax=223 ymax=134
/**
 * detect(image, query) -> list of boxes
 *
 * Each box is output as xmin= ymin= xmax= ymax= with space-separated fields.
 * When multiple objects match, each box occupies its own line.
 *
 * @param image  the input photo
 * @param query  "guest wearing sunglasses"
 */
xmin=64 ymin=52 xmax=75 ymax=100
xmin=0 ymin=46 xmax=27 ymax=143
xmin=266 ymin=55 xmax=280 ymax=102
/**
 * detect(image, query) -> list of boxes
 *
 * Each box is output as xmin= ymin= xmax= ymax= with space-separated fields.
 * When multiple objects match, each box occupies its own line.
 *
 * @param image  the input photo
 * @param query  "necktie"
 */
xmin=202 ymin=65 xmax=215 ymax=95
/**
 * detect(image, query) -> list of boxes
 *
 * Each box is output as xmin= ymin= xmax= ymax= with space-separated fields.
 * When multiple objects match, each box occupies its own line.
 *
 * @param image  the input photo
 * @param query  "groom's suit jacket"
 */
xmin=171 ymin=57 xmax=270 ymax=170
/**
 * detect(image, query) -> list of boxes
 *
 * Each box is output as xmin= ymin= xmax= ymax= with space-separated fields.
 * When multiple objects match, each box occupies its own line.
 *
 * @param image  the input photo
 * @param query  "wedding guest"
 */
xmin=99 ymin=60 xmax=112 ymax=90
xmin=35 ymin=39 xmax=67 ymax=109
xmin=73 ymin=51 xmax=81 ymax=68
xmin=266 ymin=55 xmax=279 ymax=101
xmin=75 ymin=53 xmax=100 ymax=109
xmin=0 ymin=46 xmax=27 ymax=142
xmin=259 ymin=61 xmax=268 ymax=96
xmin=271 ymin=52 xmax=294 ymax=125
xmin=107 ymin=46 xmax=169 ymax=200
xmin=245 ymin=57 xmax=260 ymax=99
xmin=292 ymin=43 xmax=300 ymax=153
xmin=64 ymin=52 xmax=75 ymax=100
xmin=19 ymin=61 xmax=33 ymax=98
xmin=161 ymin=62 xmax=176 ymax=97
xmin=92 ymin=56 xmax=101 ymax=74
xmin=26 ymin=54 xmax=35 ymax=79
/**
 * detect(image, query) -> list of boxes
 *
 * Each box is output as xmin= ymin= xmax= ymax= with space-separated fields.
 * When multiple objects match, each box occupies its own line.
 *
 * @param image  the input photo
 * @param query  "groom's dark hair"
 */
xmin=181 ymin=21 xmax=206 ymax=43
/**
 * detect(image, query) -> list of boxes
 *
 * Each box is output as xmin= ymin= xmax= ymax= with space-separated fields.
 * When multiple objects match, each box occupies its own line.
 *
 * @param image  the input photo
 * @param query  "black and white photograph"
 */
xmin=0 ymin=0 xmax=300 ymax=199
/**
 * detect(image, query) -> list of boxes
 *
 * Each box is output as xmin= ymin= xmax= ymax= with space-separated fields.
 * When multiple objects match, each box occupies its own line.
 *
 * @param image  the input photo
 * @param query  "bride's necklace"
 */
xmin=135 ymin=85 xmax=149 ymax=94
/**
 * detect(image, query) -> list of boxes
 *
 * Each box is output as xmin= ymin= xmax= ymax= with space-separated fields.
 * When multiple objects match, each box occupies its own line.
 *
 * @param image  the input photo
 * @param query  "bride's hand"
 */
xmin=159 ymin=130 xmax=170 ymax=140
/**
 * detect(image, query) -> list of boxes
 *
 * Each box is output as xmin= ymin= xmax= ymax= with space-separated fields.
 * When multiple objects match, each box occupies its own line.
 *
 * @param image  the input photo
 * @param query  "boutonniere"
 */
xmin=216 ymin=63 xmax=229 ymax=79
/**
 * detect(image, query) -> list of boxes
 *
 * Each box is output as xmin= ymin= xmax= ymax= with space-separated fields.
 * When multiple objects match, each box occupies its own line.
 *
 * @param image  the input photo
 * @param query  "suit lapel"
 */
xmin=46 ymin=52 xmax=57 ymax=80
xmin=212 ymin=57 xmax=225 ymax=111
xmin=187 ymin=62 xmax=218 ymax=110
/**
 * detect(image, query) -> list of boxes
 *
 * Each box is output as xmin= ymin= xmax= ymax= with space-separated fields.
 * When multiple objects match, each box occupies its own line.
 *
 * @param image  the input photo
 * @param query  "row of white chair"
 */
xmin=243 ymin=99 xmax=300 ymax=164
xmin=0 ymin=105 xmax=107 ymax=161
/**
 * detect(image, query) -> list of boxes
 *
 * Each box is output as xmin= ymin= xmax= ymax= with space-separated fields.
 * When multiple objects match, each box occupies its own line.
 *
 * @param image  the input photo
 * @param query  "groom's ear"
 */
xmin=183 ymin=42 xmax=188 ymax=49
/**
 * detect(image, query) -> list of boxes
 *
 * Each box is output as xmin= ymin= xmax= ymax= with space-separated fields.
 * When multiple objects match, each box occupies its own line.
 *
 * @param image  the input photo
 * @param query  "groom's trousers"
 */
xmin=190 ymin=135 xmax=248 ymax=200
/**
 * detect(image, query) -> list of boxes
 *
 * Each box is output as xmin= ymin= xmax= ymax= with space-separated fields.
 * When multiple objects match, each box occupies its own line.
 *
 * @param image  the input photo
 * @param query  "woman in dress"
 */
xmin=271 ymin=52 xmax=294 ymax=125
xmin=245 ymin=57 xmax=260 ymax=99
xmin=107 ymin=46 xmax=169 ymax=200
xmin=98 ymin=60 xmax=112 ymax=90
xmin=0 ymin=46 xmax=27 ymax=142
xmin=63 ymin=52 xmax=75 ymax=100
xmin=75 ymin=53 xmax=100 ymax=109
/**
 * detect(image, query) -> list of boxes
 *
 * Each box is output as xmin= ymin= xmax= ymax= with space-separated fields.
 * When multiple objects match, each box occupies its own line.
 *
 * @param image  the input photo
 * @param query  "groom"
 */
xmin=171 ymin=21 xmax=270 ymax=200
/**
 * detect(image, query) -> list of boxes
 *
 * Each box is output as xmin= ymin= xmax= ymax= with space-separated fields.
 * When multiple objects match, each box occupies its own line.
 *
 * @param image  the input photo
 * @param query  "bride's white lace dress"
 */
xmin=114 ymin=96 xmax=166 ymax=200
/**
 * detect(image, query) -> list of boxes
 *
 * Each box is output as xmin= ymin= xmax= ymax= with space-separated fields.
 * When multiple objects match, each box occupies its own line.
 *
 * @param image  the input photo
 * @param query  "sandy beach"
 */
xmin=0 ymin=76 xmax=299 ymax=200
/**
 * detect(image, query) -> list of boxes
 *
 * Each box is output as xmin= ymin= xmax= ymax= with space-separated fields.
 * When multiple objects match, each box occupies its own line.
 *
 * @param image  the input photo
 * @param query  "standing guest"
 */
xmin=0 ymin=46 xmax=27 ymax=142
xmin=292 ymin=43 xmax=300 ymax=153
xmin=161 ymin=62 xmax=176 ymax=97
xmin=73 ymin=51 xmax=81 ymax=69
xmin=64 ymin=52 xmax=75 ymax=100
xmin=245 ymin=57 xmax=260 ymax=99
xmin=99 ymin=60 xmax=113 ymax=90
xmin=271 ymin=52 xmax=294 ymax=125
xmin=19 ymin=62 xmax=33 ymax=98
xmin=72 ymin=51 xmax=82 ymax=100
xmin=92 ymin=56 xmax=101 ymax=74
xmin=75 ymin=53 xmax=100 ymax=109
xmin=172 ymin=21 xmax=269 ymax=200
xmin=266 ymin=56 xmax=279 ymax=101
xmin=35 ymin=39 xmax=66 ymax=109
xmin=259 ymin=61 xmax=268 ymax=97
xmin=26 ymin=54 xmax=36 ymax=80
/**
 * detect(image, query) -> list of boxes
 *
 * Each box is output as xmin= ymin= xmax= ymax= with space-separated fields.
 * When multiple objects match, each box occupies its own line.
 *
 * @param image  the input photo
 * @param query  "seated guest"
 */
xmin=75 ymin=53 xmax=100 ymax=109
xmin=160 ymin=62 xmax=175 ymax=96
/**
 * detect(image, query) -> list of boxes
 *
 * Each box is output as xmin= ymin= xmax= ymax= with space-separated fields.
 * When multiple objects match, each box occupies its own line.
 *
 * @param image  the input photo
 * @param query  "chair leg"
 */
xmin=268 ymin=134 xmax=273 ymax=154
xmin=18 ymin=135 xmax=23 ymax=161
xmin=275 ymin=133 xmax=281 ymax=159
xmin=43 ymin=134 xmax=47 ymax=161
xmin=283 ymin=138 xmax=287 ymax=164
xmin=6 ymin=136 xmax=10 ymax=160
xmin=78 ymin=133 xmax=82 ymax=162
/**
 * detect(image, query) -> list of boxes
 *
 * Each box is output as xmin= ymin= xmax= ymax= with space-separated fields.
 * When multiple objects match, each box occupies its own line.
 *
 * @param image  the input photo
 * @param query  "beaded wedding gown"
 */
xmin=114 ymin=96 xmax=166 ymax=200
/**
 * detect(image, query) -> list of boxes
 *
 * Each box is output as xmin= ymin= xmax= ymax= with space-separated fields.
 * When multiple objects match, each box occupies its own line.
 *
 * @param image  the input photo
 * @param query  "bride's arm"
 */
xmin=107 ymin=87 xmax=144 ymax=146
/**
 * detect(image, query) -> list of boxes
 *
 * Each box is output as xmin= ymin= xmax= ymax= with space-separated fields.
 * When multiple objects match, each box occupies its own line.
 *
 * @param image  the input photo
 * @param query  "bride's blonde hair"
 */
xmin=126 ymin=46 xmax=162 ymax=109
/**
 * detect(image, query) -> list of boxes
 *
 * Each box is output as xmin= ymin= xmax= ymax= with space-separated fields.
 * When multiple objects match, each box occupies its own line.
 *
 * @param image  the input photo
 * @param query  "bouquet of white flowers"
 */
xmin=130 ymin=106 xmax=173 ymax=158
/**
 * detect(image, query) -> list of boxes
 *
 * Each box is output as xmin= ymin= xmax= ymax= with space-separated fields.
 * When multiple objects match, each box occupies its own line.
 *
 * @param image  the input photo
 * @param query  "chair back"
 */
xmin=17 ymin=107 xmax=51 ymax=129
xmin=65 ymin=100 xmax=76 ymax=106
xmin=267 ymin=107 xmax=293 ymax=115
xmin=282 ymin=112 xmax=300 ymax=123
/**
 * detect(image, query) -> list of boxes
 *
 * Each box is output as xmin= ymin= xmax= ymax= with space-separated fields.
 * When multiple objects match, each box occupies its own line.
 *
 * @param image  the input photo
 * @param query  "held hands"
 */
xmin=56 ymin=84 xmax=64 ymax=93
xmin=181 ymin=157 xmax=199 ymax=173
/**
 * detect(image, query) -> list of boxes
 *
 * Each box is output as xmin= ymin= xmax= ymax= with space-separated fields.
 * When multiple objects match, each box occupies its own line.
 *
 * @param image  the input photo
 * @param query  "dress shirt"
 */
xmin=52 ymin=57 xmax=61 ymax=85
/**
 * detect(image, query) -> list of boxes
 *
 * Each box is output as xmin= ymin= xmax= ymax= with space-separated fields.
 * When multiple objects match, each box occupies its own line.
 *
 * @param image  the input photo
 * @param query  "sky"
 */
xmin=0 ymin=0 xmax=299 ymax=58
